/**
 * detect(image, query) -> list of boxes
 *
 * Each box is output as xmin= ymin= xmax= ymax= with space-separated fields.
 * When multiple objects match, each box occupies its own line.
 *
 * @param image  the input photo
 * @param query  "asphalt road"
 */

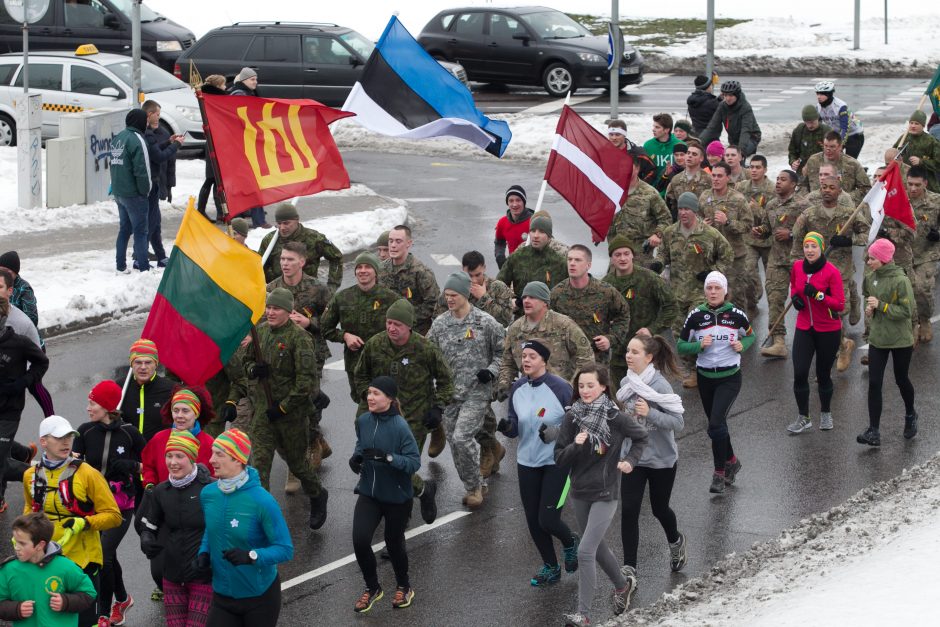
xmin=4 ymin=150 xmax=939 ymax=626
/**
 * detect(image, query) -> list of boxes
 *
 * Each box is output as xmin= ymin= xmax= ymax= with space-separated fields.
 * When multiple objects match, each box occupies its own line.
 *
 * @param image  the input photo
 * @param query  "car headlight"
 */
xmin=156 ymin=40 xmax=183 ymax=52
xmin=577 ymin=52 xmax=605 ymax=63
xmin=175 ymin=105 xmax=201 ymax=123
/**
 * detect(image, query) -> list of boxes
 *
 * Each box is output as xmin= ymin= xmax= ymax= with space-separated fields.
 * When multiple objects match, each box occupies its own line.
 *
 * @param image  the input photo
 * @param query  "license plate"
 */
xmin=620 ymin=66 xmax=640 ymax=75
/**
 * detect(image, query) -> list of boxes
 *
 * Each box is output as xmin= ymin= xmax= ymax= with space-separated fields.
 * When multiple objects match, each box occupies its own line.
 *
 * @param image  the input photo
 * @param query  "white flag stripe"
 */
xmin=866 ymin=180 xmax=888 ymax=244
xmin=552 ymin=134 xmax=625 ymax=208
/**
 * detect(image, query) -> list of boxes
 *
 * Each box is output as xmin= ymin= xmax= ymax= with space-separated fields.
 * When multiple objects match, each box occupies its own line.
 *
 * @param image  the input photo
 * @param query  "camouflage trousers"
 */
xmin=444 ymin=398 xmax=487 ymax=491
xmin=726 ymin=256 xmax=753 ymax=312
xmin=475 ymin=404 xmax=498 ymax=458
xmin=745 ymin=245 xmax=770 ymax=310
xmin=248 ymin=411 xmax=322 ymax=497
xmin=765 ymin=265 xmax=790 ymax=338
xmin=912 ymin=262 xmax=935 ymax=322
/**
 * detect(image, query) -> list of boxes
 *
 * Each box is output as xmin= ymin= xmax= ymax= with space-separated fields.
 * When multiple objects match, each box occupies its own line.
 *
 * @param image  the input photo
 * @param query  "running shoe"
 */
xmin=614 ymin=566 xmax=637 ymax=614
xmin=354 ymin=587 xmax=383 ymax=613
xmin=531 ymin=563 xmax=561 ymax=587
xmin=392 ymin=586 xmax=414 ymax=609
xmin=819 ymin=412 xmax=833 ymax=431
xmin=856 ymin=427 xmax=881 ymax=447
xmin=563 ymin=533 xmax=580 ymax=573
xmin=724 ymin=458 xmax=742 ymax=485
xmin=419 ymin=480 xmax=438 ymax=524
xmin=97 ymin=617 xmax=111 ymax=627
xmin=150 ymin=587 xmax=163 ymax=601
xmin=109 ymin=595 xmax=134 ymax=625
xmin=563 ymin=612 xmax=591 ymax=626
xmin=669 ymin=533 xmax=687 ymax=572
xmin=709 ymin=472 xmax=726 ymax=494
xmin=904 ymin=412 xmax=918 ymax=439
xmin=787 ymin=416 xmax=812 ymax=434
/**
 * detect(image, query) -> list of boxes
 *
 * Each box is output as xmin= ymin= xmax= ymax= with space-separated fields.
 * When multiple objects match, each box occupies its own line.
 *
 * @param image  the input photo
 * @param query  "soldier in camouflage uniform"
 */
xmin=603 ymin=235 xmax=678 ymax=385
xmin=259 ymin=203 xmax=343 ymax=290
xmin=665 ymin=140 xmax=712 ymax=217
xmin=432 ymin=251 xmax=514 ymax=325
xmin=550 ymin=244 xmax=630 ymax=366
xmin=496 ymin=214 xmax=567 ymax=301
xmin=802 ymin=132 xmax=872 ymax=203
xmin=532 ymin=210 xmax=570 ymax=259
xmin=427 ymin=272 xmax=505 ymax=508
xmin=379 ymin=224 xmax=441 ymax=335
xmin=893 ymin=110 xmax=940 ymax=192
xmin=606 ymin=166 xmax=672 ymax=267
xmin=228 ymin=288 xmax=328 ymax=529
xmin=497 ymin=281 xmax=594 ymax=398
xmin=700 ymin=162 xmax=755 ymax=312
xmin=353 ymin=299 xmax=454 ymax=524
xmin=788 ymin=105 xmax=831 ymax=177
xmin=738 ymin=155 xmax=775 ymax=314
xmin=320 ymin=251 xmax=399 ymax=402
xmin=205 ymin=343 xmax=249 ymax=437
xmin=723 ymin=145 xmax=747 ymax=185
xmin=754 ymin=170 xmax=809 ymax=358
xmin=376 ymin=230 xmax=390 ymax=261
xmin=906 ymin=166 xmax=940 ymax=341
xmin=660 ymin=192 xmax=735 ymax=387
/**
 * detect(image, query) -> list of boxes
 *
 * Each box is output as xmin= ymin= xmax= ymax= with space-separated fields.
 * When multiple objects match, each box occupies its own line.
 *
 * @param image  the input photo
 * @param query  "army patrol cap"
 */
xmin=274 ymin=203 xmax=300 ymax=222
xmin=521 ymin=281 xmax=551 ymax=303
xmin=266 ymin=287 xmax=294 ymax=312
xmin=607 ymin=235 xmax=634 ymax=256
xmin=530 ymin=214 xmax=553 ymax=236
xmin=801 ymin=104 xmax=819 ymax=122
xmin=909 ymin=110 xmax=927 ymax=126
xmin=677 ymin=192 xmax=701 ymax=213
xmin=386 ymin=298 xmax=416 ymax=328
xmin=443 ymin=271 xmax=471 ymax=299
xmin=355 ymin=251 xmax=381 ymax=273
xmin=230 ymin=218 xmax=250 ymax=237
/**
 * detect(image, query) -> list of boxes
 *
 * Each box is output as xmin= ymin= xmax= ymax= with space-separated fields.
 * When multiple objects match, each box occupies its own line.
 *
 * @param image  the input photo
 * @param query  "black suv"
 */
xmin=418 ymin=6 xmax=643 ymax=97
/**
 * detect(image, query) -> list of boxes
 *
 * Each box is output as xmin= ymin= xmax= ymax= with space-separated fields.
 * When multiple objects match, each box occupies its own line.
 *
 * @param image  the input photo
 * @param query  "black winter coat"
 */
xmin=145 ymin=125 xmax=177 ymax=199
xmin=119 ymin=373 xmax=174 ymax=441
xmin=74 ymin=419 xmax=146 ymax=502
xmin=698 ymin=92 xmax=762 ymax=157
xmin=0 ymin=325 xmax=48 ymax=417
xmin=687 ymin=89 xmax=720 ymax=134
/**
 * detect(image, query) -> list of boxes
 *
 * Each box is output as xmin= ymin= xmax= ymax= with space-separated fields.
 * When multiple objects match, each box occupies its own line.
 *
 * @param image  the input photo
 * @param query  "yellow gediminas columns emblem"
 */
xmin=237 ymin=103 xmax=319 ymax=188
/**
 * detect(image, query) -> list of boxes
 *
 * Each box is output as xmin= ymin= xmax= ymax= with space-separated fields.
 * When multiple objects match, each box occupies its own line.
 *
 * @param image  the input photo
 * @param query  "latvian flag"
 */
xmin=545 ymin=106 xmax=633 ymax=242
xmin=342 ymin=16 xmax=511 ymax=157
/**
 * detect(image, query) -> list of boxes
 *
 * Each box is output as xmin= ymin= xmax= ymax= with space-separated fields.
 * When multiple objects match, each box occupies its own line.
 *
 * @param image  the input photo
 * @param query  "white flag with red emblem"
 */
xmin=867 ymin=160 xmax=915 ymax=244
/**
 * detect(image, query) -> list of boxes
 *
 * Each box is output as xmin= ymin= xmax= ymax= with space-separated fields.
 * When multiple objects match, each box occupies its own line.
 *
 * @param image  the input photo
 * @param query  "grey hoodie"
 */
xmin=620 ymin=370 xmax=684 ymax=469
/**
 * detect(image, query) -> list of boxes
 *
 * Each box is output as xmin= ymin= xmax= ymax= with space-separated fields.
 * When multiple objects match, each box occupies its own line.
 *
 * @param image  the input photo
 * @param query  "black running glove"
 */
xmin=791 ymin=295 xmax=806 ymax=311
xmin=422 ymin=407 xmax=443 ymax=430
xmin=223 ymin=548 xmax=254 ymax=566
xmin=829 ymin=235 xmax=852 ymax=248
xmin=476 ymin=369 xmax=495 ymax=383
xmin=929 ymin=228 xmax=940 ymax=242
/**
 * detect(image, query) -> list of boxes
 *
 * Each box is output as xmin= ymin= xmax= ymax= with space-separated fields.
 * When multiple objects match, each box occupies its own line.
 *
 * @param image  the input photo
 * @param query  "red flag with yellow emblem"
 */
xmin=198 ymin=93 xmax=353 ymax=219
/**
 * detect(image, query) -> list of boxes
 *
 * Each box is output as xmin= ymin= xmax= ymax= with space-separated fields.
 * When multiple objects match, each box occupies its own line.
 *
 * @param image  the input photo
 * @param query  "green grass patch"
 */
xmin=568 ymin=16 xmax=749 ymax=51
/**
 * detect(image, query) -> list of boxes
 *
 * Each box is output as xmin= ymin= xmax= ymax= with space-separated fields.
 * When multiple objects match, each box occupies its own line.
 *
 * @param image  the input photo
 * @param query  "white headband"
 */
xmin=607 ymin=127 xmax=628 ymax=137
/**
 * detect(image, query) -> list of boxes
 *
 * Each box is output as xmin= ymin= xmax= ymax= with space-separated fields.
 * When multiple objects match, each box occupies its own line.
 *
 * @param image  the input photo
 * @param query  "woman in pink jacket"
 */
xmin=787 ymin=231 xmax=845 ymax=434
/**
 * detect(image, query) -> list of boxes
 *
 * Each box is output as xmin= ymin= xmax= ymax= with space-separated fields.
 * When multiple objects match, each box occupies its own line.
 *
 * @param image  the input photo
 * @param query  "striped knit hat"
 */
xmin=803 ymin=231 xmax=826 ymax=252
xmin=171 ymin=388 xmax=201 ymax=417
xmin=129 ymin=338 xmax=158 ymax=364
xmin=166 ymin=429 xmax=200 ymax=463
xmin=214 ymin=428 xmax=251 ymax=465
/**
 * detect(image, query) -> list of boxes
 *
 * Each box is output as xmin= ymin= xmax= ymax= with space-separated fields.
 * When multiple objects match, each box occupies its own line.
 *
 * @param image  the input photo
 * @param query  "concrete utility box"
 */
xmin=57 ymin=106 xmax=130 ymax=205
xmin=46 ymin=136 xmax=85 ymax=208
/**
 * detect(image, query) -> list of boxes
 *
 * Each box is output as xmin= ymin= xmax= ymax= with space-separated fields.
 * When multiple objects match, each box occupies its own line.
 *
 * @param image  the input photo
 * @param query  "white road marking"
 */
xmin=859 ymin=313 xmax=940 ymax=351
xmin=864 ymin=105 xmax=895 ymax=111
xmin=520 ymin=95 xmax=599 ymax=115
xmin=431 ymin=253 xmax=461 ymax=266
xmin=281 ymin=511 xmax=472 ymax=591
xmin=404 ymin=198 xmax=450 ymax=203
xmin=779 ymin=90 xmax=805 ymax=95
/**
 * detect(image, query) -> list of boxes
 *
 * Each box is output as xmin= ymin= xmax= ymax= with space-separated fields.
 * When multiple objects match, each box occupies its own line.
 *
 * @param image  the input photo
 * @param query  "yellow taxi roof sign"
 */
xmin=75 ymin=44 xmax=99 ymax=56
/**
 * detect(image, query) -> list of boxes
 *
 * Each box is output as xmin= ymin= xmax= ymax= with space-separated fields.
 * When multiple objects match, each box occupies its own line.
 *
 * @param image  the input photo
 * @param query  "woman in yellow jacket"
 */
xmin=22 ymin=415 xmax=121 ymax=627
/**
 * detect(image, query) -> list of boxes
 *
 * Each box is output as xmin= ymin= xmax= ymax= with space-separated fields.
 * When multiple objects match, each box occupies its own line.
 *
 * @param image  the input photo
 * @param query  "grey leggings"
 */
xmin=572 ymin=497 xmax=627 ymax=615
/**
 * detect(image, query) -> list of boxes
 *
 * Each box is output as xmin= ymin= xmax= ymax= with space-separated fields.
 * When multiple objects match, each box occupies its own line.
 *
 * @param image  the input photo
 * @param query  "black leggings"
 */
xmin=99 ymin=510 xmax=132 ymax=616
xmin=844 ymin=133 xmax=864 ymax=159
xmin=867 ymin=345 xmax=915 ymax=430
xmin=697 ymin=371 xmax=741 ymax=472
xmin=517 ymin=463 xmax=575 ymax=567
xmin=79 ymin=564 xmax=100 ymax=627
xmin=207 ymin=575 xmax=281 ymax=627
xmin=792 ymin=328 xmax=841 ymax=416
xmin=352 ymin=495 xmax=411 ymax=590
xmin=620 ymin=464 xmax=680 ymax=568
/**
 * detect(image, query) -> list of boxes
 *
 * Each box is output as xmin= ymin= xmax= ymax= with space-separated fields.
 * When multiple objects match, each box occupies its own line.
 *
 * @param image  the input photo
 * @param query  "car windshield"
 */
xmin=106 ymin=59 xmax=187 ymax=92
xmin=108 ymin=0 xmax=163 ymax=23
xmin=520 ymin=11 xmax=591 ymax=39
xmin=339 ymin=30 xmax=374 ymax=60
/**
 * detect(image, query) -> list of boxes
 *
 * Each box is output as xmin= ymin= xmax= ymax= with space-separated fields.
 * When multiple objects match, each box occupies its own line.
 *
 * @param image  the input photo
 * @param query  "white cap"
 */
xmin=704 ymin=271 xmax=728 ymax=292
xmin=39 ymin=415 xmax=78 ymax=439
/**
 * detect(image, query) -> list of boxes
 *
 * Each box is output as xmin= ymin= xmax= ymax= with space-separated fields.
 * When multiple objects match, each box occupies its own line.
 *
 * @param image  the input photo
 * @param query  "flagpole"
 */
xmin=196 ymin=91 xmax=232 ymax=236
xmin=837 ymin=157 xmax=903 ymax=236
xmin=534 ymin=92 xmax=574 ymax=213
xmin=896 ymin=92 xmax=928 ymax=151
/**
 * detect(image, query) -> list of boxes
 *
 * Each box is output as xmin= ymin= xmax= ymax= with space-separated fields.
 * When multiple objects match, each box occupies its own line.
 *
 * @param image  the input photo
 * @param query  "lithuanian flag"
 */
xmin=142 ymin=202 xmax=266 ymax=385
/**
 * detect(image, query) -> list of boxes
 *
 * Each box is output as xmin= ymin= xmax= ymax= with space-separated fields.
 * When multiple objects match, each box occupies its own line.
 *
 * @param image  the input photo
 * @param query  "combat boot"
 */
xmin=836 ymin=338 xmax=855 ymax=372
xmin=307 ymin=443 xmax=323 ymax=471
xmin=849 ymin=292 xmax=861 ymax=325
xmin=682 ymin=370 xmax=697 ymax=389
xmin=318 ymin=434 xmax=332 ymax=460
xmin=284 ymin=471 xmax=301 ymax=495
xmin=921 ymin=320 xmax=933 ymax=343
xmin=309 ymin=489 xmax=329 ymax=530
xmin=760 ymin=335 xmax=788 ymax=358
xmin=491 ymin=440 xmax=506 ymax=474
xmin=463 ymin=487 xmax=483 ymax=509
xmin=428 ymin=426 xmax=446 ymax=458
xmin=479 ymin=445 xmax=495 ymax=478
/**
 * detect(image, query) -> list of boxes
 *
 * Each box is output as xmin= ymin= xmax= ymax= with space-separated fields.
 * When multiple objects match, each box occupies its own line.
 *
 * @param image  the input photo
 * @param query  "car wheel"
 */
xmin=0 ymin=113 xmax=16 ymax=147
xmin=542 ymin=62 xmax=575 ymax=98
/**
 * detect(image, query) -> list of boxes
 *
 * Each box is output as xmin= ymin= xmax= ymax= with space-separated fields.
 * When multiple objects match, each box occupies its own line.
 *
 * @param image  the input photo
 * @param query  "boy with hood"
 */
xmin=699 ymin=81 xmax=762 ymax=158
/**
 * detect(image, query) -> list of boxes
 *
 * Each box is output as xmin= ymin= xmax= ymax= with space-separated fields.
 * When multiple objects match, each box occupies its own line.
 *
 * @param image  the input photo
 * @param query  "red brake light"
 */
xmin=173 ymin=63 xmax=181 ymax=79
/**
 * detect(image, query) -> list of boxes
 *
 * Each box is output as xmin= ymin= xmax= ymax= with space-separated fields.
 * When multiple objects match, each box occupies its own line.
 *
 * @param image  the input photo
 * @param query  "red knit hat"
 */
xmin=89 ymin=380 xmax=122 ymax=413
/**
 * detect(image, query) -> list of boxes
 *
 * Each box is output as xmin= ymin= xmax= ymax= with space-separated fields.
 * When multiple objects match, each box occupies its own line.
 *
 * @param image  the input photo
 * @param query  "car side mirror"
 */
xmin=99 ymin=87 xmax=120 ymax=98
xmin=512 ymin=34 xmax=531 ymax=43
xmin=104 ymin=12 xmax=119 ymax=28
xmin=348 ymin=56 xmax=362 ymax=67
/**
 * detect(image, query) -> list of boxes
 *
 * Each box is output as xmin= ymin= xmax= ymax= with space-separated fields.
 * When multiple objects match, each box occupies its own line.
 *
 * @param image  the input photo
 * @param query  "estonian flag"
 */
xmin=342 ymin=16 xmax=512 ymax=157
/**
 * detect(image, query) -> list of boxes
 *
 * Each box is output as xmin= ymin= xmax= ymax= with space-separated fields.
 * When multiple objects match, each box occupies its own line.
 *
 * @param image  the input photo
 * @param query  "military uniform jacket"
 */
xmin=803 ymin=153 xmax=872 ymax=204
xmin=788 ymin=122 xmax=832 ymax=175
xmin=238 ymin=321 xmax=317 ymax=418
xmin=869 ymin=214 xmax=915 ymax=272
xmin=894 ymin=132 xmax=940 ymax=192
xmin=912 ymin=191 xmax=940 ymax=264
xmin=607 ymin=180 xmax=672 ymax=251
xmin=321 ymin=283 xmax=400 ymax=345
xmin=498 ymin=310 xmax=594 ymax=393
xmin=758 ymin=194 xmax=809 ymax=269
xmin=790 ymin=202 xmax=869 ymax=275
xmin=699 ymin=188 xmax=753 ymax=259
xmin=433 ymin=277 xmax=515 ymax=326
xmin=496 ymin=243 xmax=568 ymax=299
xmin=665 ymin=168 xmax=711 ymax=211
xmin=267 ymin=275 xmax=331 ymax=370
xmin=427 ymin=307 xmax=506 ymax=402
xmin=260 ymin=225 xmax=343 ymax=290
xmin=736 ymin=177 xmax=775 ymax=248
xmin=379 ymin=254 xmax=441 ymax=335
xmin=354 ymin=332 xmax=454 ymax=422
xmin=550 ymin=276 xmax=631 ymax=362
xmin=660 ymin=220 xmax=734 ymax=305
xmin=603 ymin=267 xmax=678 ymax=337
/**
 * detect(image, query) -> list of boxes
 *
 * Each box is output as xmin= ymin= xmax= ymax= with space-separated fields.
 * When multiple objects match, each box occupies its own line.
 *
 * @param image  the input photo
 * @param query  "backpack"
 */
xmin=31 ymin=459 xmax=96 ymax=518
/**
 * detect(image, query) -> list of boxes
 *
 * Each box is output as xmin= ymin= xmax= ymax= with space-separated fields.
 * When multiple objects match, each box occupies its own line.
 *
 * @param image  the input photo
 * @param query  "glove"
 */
xmin=496 ymin=418 xmax=512 ymax=434
xmin=221 ymin=401 xmax=238 ymax=423
xmin=829 ymin=234 xmax=852 ymax=248
xmin=791 ymin=294 xmax=806 ymax=311
xmin=223 ymin=548 xmax=255 ymax=566
xmin=538 ymin=423 xmax=549 ymax=443
xmin=62 ymin=517 xmax=87 ymax=533
xmin=648 ymin=261 xmax=664 ymax=274
xmin=249 ymin=363 xmax=271 ymax=380
xmin=803 ymin=283 xmax=821 ymax=300
xmin=362 ymin=448 xmax=390 ymax=463
xmin=348 ymin=453 xmax=363 ymax=474
xmin=194 ymin=552 xmax=211 ymax=577
xmin=495 ymin=253 xmax=506 ymax=269
xmin=476 ymin=369 xmax=495 ymax=383
xmin=928 ymin=228 xmax=940 ymax=242
xmin=110 ymin=459 xmax=139 ymax=476
xmin=422 ymin=407 xmax=443 ymax=430
xmin=313 ymin=391 xmax=331 ymax=410
xmin=695 ymin=270 xmax=710 ymax=282
xmin=140 ymin=529 xmax=162 ymax=558
xmin=877 ymin=228 xmax=890 ymax=240
xmin=266 ymin=404 xmax=287 ymax=421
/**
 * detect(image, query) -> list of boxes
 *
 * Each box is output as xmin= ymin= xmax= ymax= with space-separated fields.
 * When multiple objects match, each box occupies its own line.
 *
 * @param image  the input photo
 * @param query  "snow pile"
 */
xmin=609 ymin=453 xmax=940 ymax=626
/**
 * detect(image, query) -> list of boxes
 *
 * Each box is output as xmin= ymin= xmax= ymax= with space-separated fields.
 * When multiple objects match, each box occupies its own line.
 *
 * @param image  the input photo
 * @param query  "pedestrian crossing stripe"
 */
xmin=42 ymin=103 xmax=83 ymax=113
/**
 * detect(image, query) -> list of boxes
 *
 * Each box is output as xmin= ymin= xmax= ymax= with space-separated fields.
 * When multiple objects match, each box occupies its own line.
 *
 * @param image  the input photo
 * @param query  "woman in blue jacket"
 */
xmin=197 ymin=429 xmax=292 ymax=626
xmin=349 ymin=376 xmax=421 ymax=614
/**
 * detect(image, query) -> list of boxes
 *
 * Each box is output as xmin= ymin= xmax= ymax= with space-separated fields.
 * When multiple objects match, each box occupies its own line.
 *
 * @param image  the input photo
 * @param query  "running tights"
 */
xmin=517 ymin=463 xmax=575 ymax=567
xmin=792 ymin=328 xmax=841 ymax=416
xmin=867 ymin=345 xmax=915 ymax=430
xmin=571 ymin=498 xmax=626 ymax=615
xmin=352 ymin=495 xmax=411 ymax=591
xmin=99 ymin=511 xmax=132 ymax=617
xmin=206 ymin=575 xmax=281 ymax=627
xmin=697 ymin=371 xmax=741 ymax=472
xmin=620 ymin=464 xmax=680 ymax=568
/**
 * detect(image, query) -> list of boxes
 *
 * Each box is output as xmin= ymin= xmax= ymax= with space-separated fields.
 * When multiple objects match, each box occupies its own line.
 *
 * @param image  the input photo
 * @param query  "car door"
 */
xmin=301 ymin=35 xmax=361 ymax=106
xmin=243 ymin=34 xmax=302 ymax=99
xmin=12 ymin=61 xmax=69 ymax=137
xmin=61 ymin=0 xmax=128 ymax=56
xmin=67 ymin=63 xmax=127 ymax=110
xmin=448 ymin=12 xmax=488 ymax=78
xmin=484 ymin=12 xmax=540 ymax=82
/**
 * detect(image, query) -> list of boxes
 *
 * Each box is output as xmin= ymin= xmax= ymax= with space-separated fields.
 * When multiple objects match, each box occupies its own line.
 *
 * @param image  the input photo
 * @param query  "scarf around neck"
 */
xmin=41 ymin=454 xmax=69 ymax=470
xmin=217 ymin=469 xmax=248 ymax=494
xmin=169 ymin=465 xmax=199 ymax=489
xmin=802 ymin=254 xmax=827 ymax=275
xmin=616 ymin=365 xmax=684 ymax=415
xmin=570 ymin=395 xmax=617 ymax=451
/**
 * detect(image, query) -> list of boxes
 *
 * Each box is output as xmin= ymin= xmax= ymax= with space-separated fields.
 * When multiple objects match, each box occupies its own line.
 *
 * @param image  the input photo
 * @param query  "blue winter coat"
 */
xmin=353 ymin=409 xmax=421 ymax=504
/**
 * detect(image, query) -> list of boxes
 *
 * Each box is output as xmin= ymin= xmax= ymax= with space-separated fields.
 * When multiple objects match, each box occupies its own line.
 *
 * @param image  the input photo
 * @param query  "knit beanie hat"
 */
xmin=0 ymin=251 xmax=19 ymax=274
xmin=89 ymin=380 xmax=122 ymax=413
xmin=674 ymin=119 xmax=693 ymax=135
xmin=704 ymin=271 xmax=728 ymax=292
xmin=673 ymin=142 xmax=689 ymax=154
xmin=266 ymin=287 xmax=294 ymax=312
xmin=274 ymin=203 xmax=299 ymax=221
xmin=706 ymin=140 xmax=725 ymax=157
xmin=521 ymin=281 xmax=551 ymax=303
xmin=129 ymin=338 xmax=159 ymax=364
xmin=506 ymin=184 xmax=527 ymax=205
xmin=803 ymin=231 xmax=826 ymax=252
xmin=910 ymin=110 xmax=927 ymax=126
xmin=230 ymin=218 xmax=250 ymax=237
xmin=171 ymin=388 xmax=202 ymax=417
xmin=530 ymin=215 xmax=552 ymax=236
xmin=355 ymin=251 xmax=381 ymax=274
xmin=677 ymin=191 xmax=701 ymax=213
xmin=386 ymin=299 xmax=415 ymax=328
xmin=521 ymin=339 xmax=551 ymax=362
xmin=607 ymin=235 xmax=634 ymax=256
xmin=166 ymin=430 xmax=200 ymax=463
xmin=443 ymin=271 xmax=471 ymax=299
xmin=369 ymin=376 xmax=398 ymax=399
xmin=377 ymin=231 xmax=390 ymax=247
xmin=868 ymin=238 xmax=895 ymax=263
xmin=801 ymin=104 xmax=820 ymax=122
xmin=213 ymin=428 xmax=251 ymax=465
xmin=235 ymin=67 xmax=257 ymax=83
xmin=693 ymin=75 xmax=710 ymax=89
